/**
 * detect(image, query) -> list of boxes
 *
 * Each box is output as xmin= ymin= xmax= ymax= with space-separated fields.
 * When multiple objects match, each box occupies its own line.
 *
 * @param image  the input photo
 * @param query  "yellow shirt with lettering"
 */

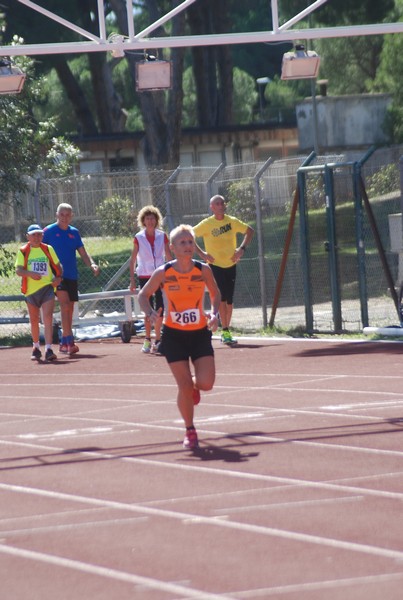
xmin=15 ymin=245 xmax=60 ymax=296
xmin=193 ymin=214 xmax=248 ymax=268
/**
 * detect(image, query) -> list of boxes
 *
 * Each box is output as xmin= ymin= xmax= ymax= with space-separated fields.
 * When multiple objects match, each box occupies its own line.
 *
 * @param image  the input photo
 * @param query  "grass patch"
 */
xmin=0 ymin=331 xmax=32 ymax=347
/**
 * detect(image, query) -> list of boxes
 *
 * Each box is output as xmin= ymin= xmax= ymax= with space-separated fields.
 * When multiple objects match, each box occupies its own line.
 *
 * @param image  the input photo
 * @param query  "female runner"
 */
xmin=138 ymin=224 xmax=221 ymax=449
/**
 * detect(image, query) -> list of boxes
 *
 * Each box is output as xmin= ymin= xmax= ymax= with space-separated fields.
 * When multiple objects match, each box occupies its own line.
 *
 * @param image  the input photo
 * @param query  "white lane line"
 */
xmin=1 ymin=482 xmax=403 ymax=562
xmin=0 ymin=543 xmax=233 ymax=599
xmin=230 ymin=572 xmax=403 ymax=598
xmin=213 ymin=494 xmax=363 ymax=515
xmin=194 ymin=413 xmax=265 ymax=424
xmin=1 ymin=408 xmax=403 ymax=459
xmin=3 ymin=371 xmax=403 ymax=379
xmin=18 ymin=427 xmax=114 ymax=439
xmin=323 ymin=401 xmax=403 ymax=410
xmin=1 ymin=516 xmax=149 ymax=537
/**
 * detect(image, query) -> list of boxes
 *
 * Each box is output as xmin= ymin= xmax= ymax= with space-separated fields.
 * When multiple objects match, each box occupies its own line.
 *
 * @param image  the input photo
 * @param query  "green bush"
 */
xmin=366 ymin=164 xmax=400 ymax=197
xmin=0 ymin=244 xmax=16 ymax=278
xmin=226 ymin=180 xmax=258 ymax=221
xmin=96 ymin=196 xmax=136 ymax=238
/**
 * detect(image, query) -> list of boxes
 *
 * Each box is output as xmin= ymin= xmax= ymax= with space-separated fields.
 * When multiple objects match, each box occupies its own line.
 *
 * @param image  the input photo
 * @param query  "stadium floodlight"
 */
xmin=0 ymin=59 xmax=26 ymax=94
xmin=135 ymin=59 xmax=172 ymax=92
xmin=281 ymin=44 xmax=320 ymax=80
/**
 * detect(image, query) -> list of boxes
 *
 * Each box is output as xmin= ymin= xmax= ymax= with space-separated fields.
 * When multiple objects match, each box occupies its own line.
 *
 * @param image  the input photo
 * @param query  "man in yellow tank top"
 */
xmin=138 ymin=225 xmax=221 ymax=450
xmin=193 ymin=195 xmax=254 ymax=345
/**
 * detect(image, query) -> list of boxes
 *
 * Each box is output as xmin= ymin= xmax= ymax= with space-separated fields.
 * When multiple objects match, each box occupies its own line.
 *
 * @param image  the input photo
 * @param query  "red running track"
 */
xmin=1 ymin=336 xmax=403 ymax=599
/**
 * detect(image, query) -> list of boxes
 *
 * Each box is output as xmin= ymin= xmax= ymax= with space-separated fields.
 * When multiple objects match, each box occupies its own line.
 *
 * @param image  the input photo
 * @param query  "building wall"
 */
xmin=297 ymin=93 xmax=392 ymax=151
xmin=75 ymin=125 xmax=299 ymax=173
xmin=75 ymin=94 xmax=392 ymax=173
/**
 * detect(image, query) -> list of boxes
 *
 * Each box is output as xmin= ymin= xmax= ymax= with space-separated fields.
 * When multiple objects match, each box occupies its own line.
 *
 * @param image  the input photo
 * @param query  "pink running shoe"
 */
xmin=192 ymin=387 xmax=201 ymax=405
xmin=67 ymin=344 xmax=79 ymax=355
xmin=59 ymin=344 xmax=68 ymax=353
xmin=183 ymin=429 xmax=199 ymax=450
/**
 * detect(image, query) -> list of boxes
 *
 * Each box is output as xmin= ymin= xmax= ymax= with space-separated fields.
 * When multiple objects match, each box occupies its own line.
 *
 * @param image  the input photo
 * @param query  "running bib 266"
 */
xmin=170 ymin=309 xmax=200 ymax=326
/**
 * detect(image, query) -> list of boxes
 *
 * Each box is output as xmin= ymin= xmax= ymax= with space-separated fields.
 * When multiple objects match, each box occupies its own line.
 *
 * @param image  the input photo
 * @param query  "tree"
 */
xmin=182 ymin=66 xmax=258 ymax=127
xmin=186 ymin=0 xmax=233 ymax=127
xmin=0 ymin=52 xmax=80 ymax=200
xmin=315 ymin=36 xmax=384 ymax=95
xmin=0 ymin=47 xmax=80 ymax=274
xmin=373 ymin=1 xmax=403 ymax=142
xmin=2 ymin=0 xmax=126 ymax=135
xmin=230 ymin=0 xmax=292 ymax=81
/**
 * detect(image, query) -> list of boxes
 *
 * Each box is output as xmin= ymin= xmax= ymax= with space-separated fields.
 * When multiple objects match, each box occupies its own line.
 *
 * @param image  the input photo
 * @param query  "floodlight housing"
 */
xmin=135 ymin=60 xmax=172 ymax=91
xmin=281 ymin=45 xmax=320 ymax=80
xmin=0 ymin=61 xmax=26 ymax=94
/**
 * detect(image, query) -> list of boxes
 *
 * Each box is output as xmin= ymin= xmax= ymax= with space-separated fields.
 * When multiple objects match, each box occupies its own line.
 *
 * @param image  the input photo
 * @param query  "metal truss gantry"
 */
xmin=1 ymin=0 xmax=403 ymax=58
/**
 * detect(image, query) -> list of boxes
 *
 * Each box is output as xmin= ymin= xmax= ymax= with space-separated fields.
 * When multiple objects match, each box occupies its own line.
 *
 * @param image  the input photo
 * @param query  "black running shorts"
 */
xmin=159 ymin=325 xmax=214 ymax=364
xmin=138 ymin=277 xmax=164 ymax=313
xmin=210 ymin=264 xmax=236 ymax=304
xmin=57 ymin=278 xmax=79 ymax=302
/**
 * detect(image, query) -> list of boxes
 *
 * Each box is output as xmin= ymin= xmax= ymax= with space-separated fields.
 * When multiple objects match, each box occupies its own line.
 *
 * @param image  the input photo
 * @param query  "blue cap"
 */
xmin=27 ymin=224 xmax=43 ymax=234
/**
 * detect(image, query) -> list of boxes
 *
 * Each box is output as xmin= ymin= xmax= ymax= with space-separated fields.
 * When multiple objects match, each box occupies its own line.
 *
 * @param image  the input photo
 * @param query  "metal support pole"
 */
xmin=164 ymin=166 xmax=181 ymax=232
xmin=254 ymin=157 xmax=273 ymax=328
xmin=298 ymin=168 xmax=314 ymax=332
xmin=324 ymin=165 xmax=342 ymax=331
xmin=353 ymin=162 xmax=369 ymax=328
xmin=207 ymin=163 xmax=226 ymax=205
xmin=311 ymin=78 xmax=319 ymax=154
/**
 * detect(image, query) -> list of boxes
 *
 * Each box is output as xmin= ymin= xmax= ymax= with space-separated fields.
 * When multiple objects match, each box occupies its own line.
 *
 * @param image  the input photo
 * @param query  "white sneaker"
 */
xmin=151 ymin=340 xmax=161 ymax=354
xmin=142 ymin=339 xmax=151 ymax=353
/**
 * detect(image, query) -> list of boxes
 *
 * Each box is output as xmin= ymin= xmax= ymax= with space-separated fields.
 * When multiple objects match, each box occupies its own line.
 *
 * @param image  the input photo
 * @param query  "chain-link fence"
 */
xmin=1 ymin=147 xmax=402 ymax=337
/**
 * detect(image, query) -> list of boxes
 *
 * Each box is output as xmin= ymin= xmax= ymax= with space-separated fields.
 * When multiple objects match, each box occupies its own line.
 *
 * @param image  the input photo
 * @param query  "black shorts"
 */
xmin=57 ymin=278 xmax=79 ymax=302
xmin=210 ymin=264 xmax=236 ymax=304
xmin=138 ymin=277 xmax=164 ymax=313
xmin=159 ymin=325 xmax=214 ymax=364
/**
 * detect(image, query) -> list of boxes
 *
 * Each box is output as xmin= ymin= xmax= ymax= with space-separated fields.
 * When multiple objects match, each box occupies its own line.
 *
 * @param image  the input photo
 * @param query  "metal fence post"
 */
xmin=324 ymin=165 xmax=342 ymax=331
xmin=353 ymin=161 xmax=369 ymax=328
xmin=164 ymin=166 xmax=181 ymax=231
xmin=297 ymin=166 xmax=314 ymax=332
xmin=207 ymin=163 xmax=225 ymax=203
xmin=254 ymin=157 xmax=273 ymax=328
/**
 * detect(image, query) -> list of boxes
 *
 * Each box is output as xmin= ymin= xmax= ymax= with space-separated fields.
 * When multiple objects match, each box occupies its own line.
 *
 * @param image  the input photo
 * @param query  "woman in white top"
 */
xmin=129 ymin=205 xmax=172 ymax=353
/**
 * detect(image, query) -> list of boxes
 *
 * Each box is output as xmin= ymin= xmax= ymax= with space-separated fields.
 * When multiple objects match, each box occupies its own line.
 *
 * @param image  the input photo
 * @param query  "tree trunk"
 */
xmin=110 ymin=0 xmax=186 ymax=168
xmin=187 ymin=0 xmax=233 ymax=127
xmin=52 ymin=57 xmax=98 ymax=136
xmin=88 ymin=53 xmax=127 ymax=133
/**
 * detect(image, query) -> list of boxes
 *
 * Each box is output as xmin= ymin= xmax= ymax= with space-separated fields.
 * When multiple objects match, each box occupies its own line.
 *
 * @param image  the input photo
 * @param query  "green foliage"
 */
xmin=34 ymin=62 xmax=86 ymax=134
xmin=374 ymin=15 xmax=403 ymax=142
xmin=366 ymin=164 xmax=400 ymax=197
xmin=264 ymin=75 xmax=304 ymax=107
xmin=182 ymin=65 xmax=259 ymax=127
xmin=316 ymin=36 xmax=383 ymax=95
xmin=305 ymin=173 xmax=326 ymax=209
xmin=225 ymin=180 xmax=257 ymax=221
xmin=233 ymin=68 xmax=259 ymax=124
xmin=181 ymin=67 xmax=197 ymax=127
xmin=0 ymin=244 xmax=16 ymax=278
xmin=96 ymin=196 xmax=136 ymax=238
xmin=262 ymin=75 xmax=310 ymax=122
xmin=0 ymin=332 xmax=32 ymax=347
xmin=0 ymin=41 xmax=79 ymax=200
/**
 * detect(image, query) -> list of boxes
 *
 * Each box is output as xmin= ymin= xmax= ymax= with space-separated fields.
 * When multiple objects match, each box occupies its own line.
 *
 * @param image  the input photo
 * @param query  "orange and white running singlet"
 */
xmin=163 ymin=261 xmax=208 ymax=331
